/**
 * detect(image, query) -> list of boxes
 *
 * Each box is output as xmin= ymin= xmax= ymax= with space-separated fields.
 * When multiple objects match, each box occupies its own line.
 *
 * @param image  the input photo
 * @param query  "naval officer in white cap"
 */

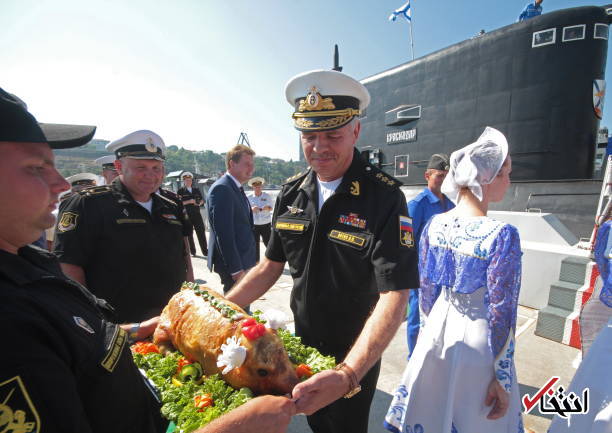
xmin=94 ymin=154 xmax=118 ymax=185
xmin=66 ymin=172 xmax=98 ymax=192
xmin=226 ymin=70 xmax=419 ymax=433
xmin=54 ymin=130 xmax=194 ymax=323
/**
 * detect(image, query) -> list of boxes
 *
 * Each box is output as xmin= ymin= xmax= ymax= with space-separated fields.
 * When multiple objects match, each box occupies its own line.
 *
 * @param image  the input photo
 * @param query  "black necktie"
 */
xmin=240 ymin=187 xmax=252 ymax=220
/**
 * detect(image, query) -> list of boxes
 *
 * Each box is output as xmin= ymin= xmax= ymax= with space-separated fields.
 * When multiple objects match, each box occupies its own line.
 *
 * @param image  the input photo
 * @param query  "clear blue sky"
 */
xmin=1 ymin=0 xmax=609 ymax=161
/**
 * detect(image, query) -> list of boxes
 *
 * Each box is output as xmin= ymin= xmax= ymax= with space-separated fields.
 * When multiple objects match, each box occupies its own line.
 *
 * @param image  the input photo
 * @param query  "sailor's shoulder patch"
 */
xmin=79 ymin=185 xmax=112 ymax=197
xmin=57 ymin=211 xmax=79 ymax=233
xmin=284 ymin=168 xmax=310 ymax=185
xmin=0 ymin=375 xmax=41 ymax=433
xmin=363 ymin=164 xmax=401 ymax=190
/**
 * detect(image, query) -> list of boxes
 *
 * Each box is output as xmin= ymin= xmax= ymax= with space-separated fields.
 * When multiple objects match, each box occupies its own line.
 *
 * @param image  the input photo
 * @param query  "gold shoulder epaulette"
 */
xmin=364 ymin=164 xmax=401 ymax=189
xmin=284 ymin=169 xmax=309 ymax=185
xmin=80 ymin=185 xmax=112 ymax=197
xmin=156 ymin=192 xmax=178 ymax=207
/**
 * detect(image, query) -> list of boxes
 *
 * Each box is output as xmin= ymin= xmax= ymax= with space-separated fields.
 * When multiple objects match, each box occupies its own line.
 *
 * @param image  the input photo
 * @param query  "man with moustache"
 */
xmin=54 ymin=130 xmax=194 ymax=323
xmin=226 ymin=70 xmax=419 ymax=433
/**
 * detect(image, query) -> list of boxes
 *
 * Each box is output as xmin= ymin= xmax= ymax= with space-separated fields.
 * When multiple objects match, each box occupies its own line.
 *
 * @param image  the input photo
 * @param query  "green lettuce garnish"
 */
xmin=134 ymin=310 xmax=334 ymax=432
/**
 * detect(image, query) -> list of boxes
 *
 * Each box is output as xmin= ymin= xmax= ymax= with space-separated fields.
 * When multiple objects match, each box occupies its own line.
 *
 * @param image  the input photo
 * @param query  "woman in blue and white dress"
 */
xmin=547 ymin=213 xmax=612 ymax=433
xmin=384 ymin=127 xmax=524 ymax=433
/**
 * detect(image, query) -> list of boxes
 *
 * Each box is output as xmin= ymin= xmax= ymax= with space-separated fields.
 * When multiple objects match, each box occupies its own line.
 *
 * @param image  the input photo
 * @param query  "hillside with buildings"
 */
xmin=54 ymin=140 xmax=306 ymax=187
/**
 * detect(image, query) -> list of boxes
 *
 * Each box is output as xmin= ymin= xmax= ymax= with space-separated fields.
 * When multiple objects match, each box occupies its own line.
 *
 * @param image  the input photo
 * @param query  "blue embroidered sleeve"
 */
xmin=594 ymin=220 xmax=612 ymax=307
xmin=418 ymin=218 xmax=441 ymax=317
xmin=486 ymin=225 xmax=522 ymax=360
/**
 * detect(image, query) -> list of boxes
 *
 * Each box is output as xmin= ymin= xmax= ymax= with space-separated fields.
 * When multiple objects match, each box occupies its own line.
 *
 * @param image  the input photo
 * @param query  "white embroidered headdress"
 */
xmin=441 ymin=127 xmax=509 ymax=203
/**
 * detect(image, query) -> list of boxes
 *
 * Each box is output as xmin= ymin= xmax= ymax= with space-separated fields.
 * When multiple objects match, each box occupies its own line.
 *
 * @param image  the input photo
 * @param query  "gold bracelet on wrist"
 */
xmin=333 ymin=362 xmax=362 ymax=398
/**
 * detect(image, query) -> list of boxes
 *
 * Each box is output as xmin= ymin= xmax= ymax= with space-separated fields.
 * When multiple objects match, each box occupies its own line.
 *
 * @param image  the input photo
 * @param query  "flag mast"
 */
xmin=409 ymin=10 xmax=415 ymax=60
xmin=389 ymin=1 xmax=415 ymax=61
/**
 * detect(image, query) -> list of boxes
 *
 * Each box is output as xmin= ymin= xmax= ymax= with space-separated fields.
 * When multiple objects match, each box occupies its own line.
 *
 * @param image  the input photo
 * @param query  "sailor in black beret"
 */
xmin=0 ymin=89 xmax=168 ymax=432
xmin=427 ymin=153 xmax=450 ymax=171
xmin=0 ymin=87 xmax=95 ymax=147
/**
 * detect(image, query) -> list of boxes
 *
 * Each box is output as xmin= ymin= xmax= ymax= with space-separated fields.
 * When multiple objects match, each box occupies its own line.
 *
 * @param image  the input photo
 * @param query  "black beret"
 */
xmin=427 ymin=153 xmax=450 ymax=171
xmin=0 ymin=87 xmax=96 ymax=149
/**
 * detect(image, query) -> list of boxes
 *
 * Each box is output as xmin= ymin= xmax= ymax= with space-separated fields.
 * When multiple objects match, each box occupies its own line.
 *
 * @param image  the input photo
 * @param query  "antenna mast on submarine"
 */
xmin=332 ymin=44 xmax=343 ymax=72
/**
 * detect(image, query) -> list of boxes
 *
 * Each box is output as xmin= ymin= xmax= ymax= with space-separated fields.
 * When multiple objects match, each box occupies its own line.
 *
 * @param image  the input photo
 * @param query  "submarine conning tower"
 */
xmin=358 ymin=5 xmax=612 ymax=184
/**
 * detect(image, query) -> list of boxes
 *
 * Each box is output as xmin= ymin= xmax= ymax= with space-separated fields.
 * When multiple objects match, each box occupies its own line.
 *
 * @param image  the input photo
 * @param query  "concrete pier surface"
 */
xmin=190 ymin=240 xmax=580 ymax=433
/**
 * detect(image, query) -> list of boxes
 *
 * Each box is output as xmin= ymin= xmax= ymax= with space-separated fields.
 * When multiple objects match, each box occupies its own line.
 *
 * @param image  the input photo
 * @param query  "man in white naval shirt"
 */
xmin=247 ymin=176 xmax=273 ymax=262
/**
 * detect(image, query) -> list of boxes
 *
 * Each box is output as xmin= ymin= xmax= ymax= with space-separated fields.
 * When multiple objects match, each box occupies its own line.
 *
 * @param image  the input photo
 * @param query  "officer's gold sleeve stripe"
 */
xmin=101 ymin=327 xmax=127 ymax=372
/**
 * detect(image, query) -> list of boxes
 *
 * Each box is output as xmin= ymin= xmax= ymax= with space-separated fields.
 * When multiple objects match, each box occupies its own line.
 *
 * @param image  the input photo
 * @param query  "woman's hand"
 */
xmin=485 ymin=378 xmax=509 ymax=420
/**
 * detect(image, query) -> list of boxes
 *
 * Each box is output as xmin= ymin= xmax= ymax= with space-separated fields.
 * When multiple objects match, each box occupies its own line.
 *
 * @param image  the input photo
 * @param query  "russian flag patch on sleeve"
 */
xmin=399 ymin=215 xmax=414 ymax=248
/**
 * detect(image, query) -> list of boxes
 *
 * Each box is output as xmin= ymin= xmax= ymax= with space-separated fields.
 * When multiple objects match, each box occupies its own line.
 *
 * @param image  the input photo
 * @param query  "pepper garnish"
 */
xmin=241 ymin=318 xmax=266 ymax=340
xmin=194 ymin=393 xmax=214 ymax=412
xmin=131 ymin=341 xmax=160 ymax=355
xmin=296 ymin=363 xmax=313 ymax=378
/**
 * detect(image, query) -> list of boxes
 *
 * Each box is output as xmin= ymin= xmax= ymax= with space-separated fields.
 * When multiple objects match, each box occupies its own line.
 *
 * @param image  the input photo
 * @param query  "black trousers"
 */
xmin=187 ymin=208 xmax=207 ymax=256
xmin=218 ymin=270 xmax=235 ymax=294
xmin=306 ymin=360 xmax=381 ymax=433
xmin=253 ymin=223 xmax=271 ymax=262
xmin=217 ymin=269 xmax=250 ymax=313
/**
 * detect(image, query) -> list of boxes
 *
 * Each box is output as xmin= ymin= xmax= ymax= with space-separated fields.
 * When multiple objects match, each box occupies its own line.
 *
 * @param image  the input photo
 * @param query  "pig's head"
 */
xmin=224 ymin=329 xmax=299 ymax=395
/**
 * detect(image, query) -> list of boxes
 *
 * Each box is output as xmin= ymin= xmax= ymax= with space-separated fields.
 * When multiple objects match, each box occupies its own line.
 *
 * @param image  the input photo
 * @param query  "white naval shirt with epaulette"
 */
xmin=247 ymin=191 xmax=273 ymax=225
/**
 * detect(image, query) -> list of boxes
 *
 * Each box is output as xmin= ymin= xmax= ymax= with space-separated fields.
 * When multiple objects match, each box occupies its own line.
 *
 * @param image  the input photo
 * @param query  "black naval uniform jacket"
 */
xmin=266 ymin=150 xmax=420 ymax=358
xmin=54 ymin=178 xmax=190 ymax=323
xmin=177 ymin=186 xmax=205 ymax=216
xmin=0 ymin=246 xmax=163 ymax=433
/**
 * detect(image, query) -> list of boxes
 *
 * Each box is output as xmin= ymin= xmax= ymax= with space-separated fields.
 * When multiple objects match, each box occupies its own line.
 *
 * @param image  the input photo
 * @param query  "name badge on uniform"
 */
xmin=276 ymin=221 xmax=305 ymax=232
xmin=329 ymin=229 xmax=366 ymax=248
xmin=399 ymin=215 xmax=414 ymax=248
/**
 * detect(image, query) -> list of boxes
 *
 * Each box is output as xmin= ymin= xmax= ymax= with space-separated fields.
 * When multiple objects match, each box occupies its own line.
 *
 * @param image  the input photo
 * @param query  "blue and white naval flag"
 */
xmin=388 ymin=1 xmax=411 ymax=22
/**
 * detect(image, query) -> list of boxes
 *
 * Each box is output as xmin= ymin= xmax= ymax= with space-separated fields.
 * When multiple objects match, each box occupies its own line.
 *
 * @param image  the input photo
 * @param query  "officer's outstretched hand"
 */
xmin=197 ymin=395 xmax=295 ymax=433
xmin=291 ymin=369 xmax=350 ymax=415
xmin=138 ymin=316 xmax=160 ymax=339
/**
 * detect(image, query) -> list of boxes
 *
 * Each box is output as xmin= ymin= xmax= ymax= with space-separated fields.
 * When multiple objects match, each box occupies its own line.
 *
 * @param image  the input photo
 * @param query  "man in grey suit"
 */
xmin=207 ymin=144 xmax=257 ymax=293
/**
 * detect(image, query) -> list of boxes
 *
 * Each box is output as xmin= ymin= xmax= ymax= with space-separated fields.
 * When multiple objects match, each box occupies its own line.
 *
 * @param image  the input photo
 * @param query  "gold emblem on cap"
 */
xmin=145 ymin=137 xmax=158 ymax=153
xmin=298 ymin=87 xmax=336 ymax=112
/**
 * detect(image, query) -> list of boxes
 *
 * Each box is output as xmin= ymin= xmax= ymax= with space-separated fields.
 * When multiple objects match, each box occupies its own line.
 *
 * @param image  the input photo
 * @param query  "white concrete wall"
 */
xmin=489 ymin=211 xmax=590 ymax=309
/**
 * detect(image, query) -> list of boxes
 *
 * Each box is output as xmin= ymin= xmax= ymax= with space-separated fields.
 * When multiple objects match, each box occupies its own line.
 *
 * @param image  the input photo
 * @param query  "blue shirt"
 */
xmin=408 ymin=188 xmax=455 ymax=247
xmin=518 ymin=2 xmax=542 ymax=22
xmin=594 ymin=220 xmax=612 ymax=307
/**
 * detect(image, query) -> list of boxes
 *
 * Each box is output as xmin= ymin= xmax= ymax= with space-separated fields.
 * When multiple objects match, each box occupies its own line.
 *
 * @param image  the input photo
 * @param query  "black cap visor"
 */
xmin=0 ymin=87 xmax=95 ymax=149
xmin=39 ymin=123 xmax=97 ymax=149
